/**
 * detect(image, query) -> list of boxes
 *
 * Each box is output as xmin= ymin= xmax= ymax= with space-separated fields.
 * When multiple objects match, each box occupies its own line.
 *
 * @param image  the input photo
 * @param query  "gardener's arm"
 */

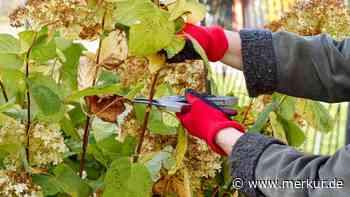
xmin=178 ymin=90 xmax=350 ymax=197
xmin=216 ymin=128 xmax=350 ymax=197
xmin=181 ymin=24 xmax=350 ymax=102
xmin=235 ymin=29 xmax=350 ymax=102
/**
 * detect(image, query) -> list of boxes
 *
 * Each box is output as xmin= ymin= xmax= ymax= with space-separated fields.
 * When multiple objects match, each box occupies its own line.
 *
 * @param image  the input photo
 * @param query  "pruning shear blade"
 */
xmin=133 ymin=96 xmax=238 ymax=114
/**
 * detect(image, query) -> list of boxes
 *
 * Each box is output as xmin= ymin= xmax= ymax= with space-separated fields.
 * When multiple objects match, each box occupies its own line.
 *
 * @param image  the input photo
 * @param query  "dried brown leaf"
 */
xmin=86 ymin=95 xmax=126 ymax=123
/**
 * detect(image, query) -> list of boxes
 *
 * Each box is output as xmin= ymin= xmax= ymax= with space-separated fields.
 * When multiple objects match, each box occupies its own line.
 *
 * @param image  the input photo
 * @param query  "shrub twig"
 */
xmin=0 ymin=80 xmax=8 ymax=102
xmin=79 ymin=11 xmax=107 ymax=177
xmin=25 ymin=32 xmax=38 ymax=164
xmin=133 ymin=71 xmax=160 ymax=162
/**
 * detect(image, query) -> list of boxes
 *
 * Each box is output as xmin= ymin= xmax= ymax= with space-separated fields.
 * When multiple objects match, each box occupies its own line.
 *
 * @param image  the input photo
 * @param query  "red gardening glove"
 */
xmin=176 ymin=90 xmax=245 ymax=155
xmin=183 ymin=23 xmax=229 ymax=62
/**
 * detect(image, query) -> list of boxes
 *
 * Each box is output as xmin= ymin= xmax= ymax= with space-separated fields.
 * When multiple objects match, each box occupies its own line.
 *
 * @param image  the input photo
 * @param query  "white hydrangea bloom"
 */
xmin=29 ymin=123 xmax=69 ymax=167
xmin=0 ymin=121 xmax=69 ymax=169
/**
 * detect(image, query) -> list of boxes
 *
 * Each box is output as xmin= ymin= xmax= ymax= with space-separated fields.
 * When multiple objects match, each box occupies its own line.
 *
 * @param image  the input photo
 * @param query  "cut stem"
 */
xmin=133 ymin=71 xmax=160 ymax=162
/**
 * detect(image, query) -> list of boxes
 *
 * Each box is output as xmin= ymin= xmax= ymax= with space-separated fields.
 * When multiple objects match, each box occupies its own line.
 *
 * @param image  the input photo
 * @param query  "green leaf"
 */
xmin=169 ymin=126 xmax=187 ymax=175
xmin=28 ymin=73 xmax=63 ymax=96
xmin=0 ymin=34 xmax=21 ymax=54
xmin=249 ymin=102 xmax=278 ymax=133
xmin=97 ymin=135 xmax=136 ymax=160
xmin=164 ymin=36 xmax=186 ymax=58
xmin=18 ymin=30 xmax=36 ymax=53
xmin=88 ymin=143 xmax=109 ymax=167
xmin=0 ymin=53 xmax=23 ymax=69
xmin=53 ymin=164 xmax=92 ymax=197
xmin=60 ymin=43 xmax=85 ymax=91
xmin=60 ymin=116 xmax=81 ymax=140
xmin=0 ymin=68 xmax=26 ymax=99
xmin=269 ymin=112 xmax=288 ymax=143
xmin=97 ymin=135 xmax=121 ymax=160
xmin=273 ymin=94 xmax=296 ymax=120
xmin=32 ymin=174 xmax=62 ymax=196
xmin=66 ymin=84 xmax=123 ymax=102
xmin=297 ymin=100 xmax=334 ymax=133
xmin=114 ymin=0 xmax=156 ymax=26
xmin=31 ymin=85 xmax=64 ymax=121
xmin=126 ymin=82 xmax=144 ymax=99
xmin=92 ymin=118 xmax=118 ymax=142
xmin=112 ymin=0 xmax=175 ymax=56
xmin=30 ymin=39 xmax=57 ymax=62
xmin=28 ymin=73 xmax=65 ymax=121
xmin=104 ymin=158 xmax=152 ymax=197
xmin=141 ymin=146 xmax=174 ymax=181
xmin=128 ymin=10 xmax=175 ymax=56
xmin=134 ymin=104 xmax=177 ymax=135
xmin=98 ymin=70 xmax=119 ymax=86
xmin=0 ymin=100 xmax=17 ymax=112
xmin=277 ymin=114 xmax=306 ymax=147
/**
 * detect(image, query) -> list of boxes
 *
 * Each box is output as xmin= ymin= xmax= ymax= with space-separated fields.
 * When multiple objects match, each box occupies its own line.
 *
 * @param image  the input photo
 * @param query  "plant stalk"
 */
xmin=79 ymin=11 xmax=106 ymax=177
xmin=0 ymin=80 xmax=8 ymax=102
xmin=25 ymin=33 xmax=37 ymax=163
xmin=240 ymin=98 xmax=254 ymax=124
xmin=133 ymin=71 xmax=160 ymax=162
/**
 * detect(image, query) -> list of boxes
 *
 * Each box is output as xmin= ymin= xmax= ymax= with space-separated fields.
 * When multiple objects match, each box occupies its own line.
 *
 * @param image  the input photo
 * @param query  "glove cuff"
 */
xmin=207 ymin=121 xmax=245 ymax=156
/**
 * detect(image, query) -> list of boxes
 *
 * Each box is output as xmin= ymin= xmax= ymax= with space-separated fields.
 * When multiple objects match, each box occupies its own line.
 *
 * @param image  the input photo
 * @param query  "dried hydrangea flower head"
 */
xmin=266 ymin=0 xmax=350 ymax=39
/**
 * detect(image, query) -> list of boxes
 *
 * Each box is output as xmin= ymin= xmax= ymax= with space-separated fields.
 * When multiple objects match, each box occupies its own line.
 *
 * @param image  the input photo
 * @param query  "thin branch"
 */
xmin=133 ymin=71 xmax=160 ymax=162
xmin=203 ymin=61 xmax=211 ymax=94
xmin=0 ymin=80 xmax=8 ymax=102
xmin=240 ymin=98 xmax=254 ymax=124
xmin=25 ymin=32 xmax=37 ymax=163
xmin=79 ymin=116 xmax=91 ymax=177
xmin=79 ymin=11 xmax=107 ymax=177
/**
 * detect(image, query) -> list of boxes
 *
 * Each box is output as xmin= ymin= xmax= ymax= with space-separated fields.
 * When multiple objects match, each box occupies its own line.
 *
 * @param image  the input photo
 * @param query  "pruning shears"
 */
xmin=133 ymin=95 xmax=239 ymax=116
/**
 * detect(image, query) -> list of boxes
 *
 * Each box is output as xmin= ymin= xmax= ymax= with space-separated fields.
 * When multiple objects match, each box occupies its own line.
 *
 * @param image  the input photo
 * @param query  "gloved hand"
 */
xmin=176 ymin=90 xmax=245 ymax=155
xmin=167 ymin=23 xmax=229 ymax=63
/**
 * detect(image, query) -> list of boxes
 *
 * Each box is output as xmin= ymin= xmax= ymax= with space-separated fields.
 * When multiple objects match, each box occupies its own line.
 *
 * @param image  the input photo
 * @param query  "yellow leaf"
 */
xmin=147 ymin=53 xmax=166 ymax=73
xmin=169 ymin=126 xmax=188 ymax=175
xmin=169 ymin=0 xmax=206 ymax=24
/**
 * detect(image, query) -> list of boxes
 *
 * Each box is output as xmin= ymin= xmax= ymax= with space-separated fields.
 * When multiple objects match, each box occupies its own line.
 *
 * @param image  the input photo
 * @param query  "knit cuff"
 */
xmin=239 ymin=29 xmax=278 ymax=97
xmin=229 ymin=133 xmax=283 ymax=197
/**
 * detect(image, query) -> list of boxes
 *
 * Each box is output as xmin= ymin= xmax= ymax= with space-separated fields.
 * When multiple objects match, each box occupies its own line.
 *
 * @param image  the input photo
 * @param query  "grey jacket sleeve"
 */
xmin=230 ymin=133 xmax=350 ymax=197
xmin=228 ymin=30 xmax=350 ymax=197
xmin=240 ymin=29 xmax=350 ymax=102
